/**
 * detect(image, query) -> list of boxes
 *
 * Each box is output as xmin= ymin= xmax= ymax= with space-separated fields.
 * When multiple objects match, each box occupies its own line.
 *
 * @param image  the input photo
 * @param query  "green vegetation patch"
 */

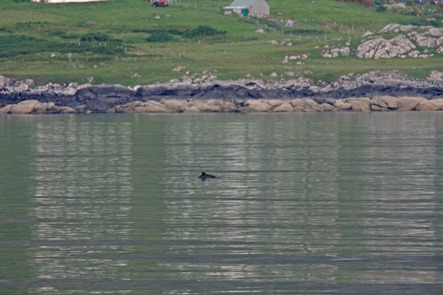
xmin=0 ymin=35 xmax=125 ymax=59
xmin=182 ymin=25 xmax=226 ymax=39
xmin=146 ymin=25 xmax=226 ymax=42
xmin=80 ymin=32 xmax=112 ymax=42
xmin=0 ymin=35 xmax=55 ymax=58
xmin=146 ymin=31 xmax=175 ymax=42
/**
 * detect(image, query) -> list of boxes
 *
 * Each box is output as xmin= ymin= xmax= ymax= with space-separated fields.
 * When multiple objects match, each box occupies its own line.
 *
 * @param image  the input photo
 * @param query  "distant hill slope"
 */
xmin=1 ymin=0 xmax=442 ymax=84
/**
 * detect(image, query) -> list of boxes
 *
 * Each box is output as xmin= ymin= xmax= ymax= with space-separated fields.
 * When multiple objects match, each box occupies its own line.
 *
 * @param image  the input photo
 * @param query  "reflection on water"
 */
xmin=158 ymin=114 xmax=443 ymax=292
xmin=30 ymin=118 xmax=133 ymax=293
xmin=161 ymin=116 xmax=342 ymax=283
xmin=0 ymin=113 xmax=442 ymax=294
xmin=333 ymin=115 xmax=442 ymax=286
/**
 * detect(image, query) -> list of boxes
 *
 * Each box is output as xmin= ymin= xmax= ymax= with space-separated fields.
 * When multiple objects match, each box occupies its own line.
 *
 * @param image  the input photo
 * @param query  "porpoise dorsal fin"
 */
xmin=198 ymin=171 xmax=216 ymax=180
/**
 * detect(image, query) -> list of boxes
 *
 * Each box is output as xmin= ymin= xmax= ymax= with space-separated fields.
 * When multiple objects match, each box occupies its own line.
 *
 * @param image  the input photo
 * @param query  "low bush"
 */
xmin=146 ymin=31 xmax=174 ymax=42
xmin=144 ymin=26 xmax=225 ymax=42
xmin=80 ymin=32 xmax=111 ymax=42
xmin=182 ymin=25 xmax=226 ymax=39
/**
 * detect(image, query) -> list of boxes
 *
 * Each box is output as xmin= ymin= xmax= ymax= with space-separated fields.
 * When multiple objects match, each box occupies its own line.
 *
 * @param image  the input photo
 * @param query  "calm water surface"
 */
xmin=0 ymin=112 xmax=442 ymax=294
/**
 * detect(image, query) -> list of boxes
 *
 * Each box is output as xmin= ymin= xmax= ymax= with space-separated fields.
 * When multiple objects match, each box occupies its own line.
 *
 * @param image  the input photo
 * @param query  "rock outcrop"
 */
xmin=0 ymin=99 xmax=76 ymax=114
xmin=356 ymin=24 xmax=443 ymax=59
xmin=1 ymin=72 xmax=443 ymax=113
xmin=356 ymin=35 xmax=415 ymax=59
xmin=323 ymin=47 xmax=351 ymax=58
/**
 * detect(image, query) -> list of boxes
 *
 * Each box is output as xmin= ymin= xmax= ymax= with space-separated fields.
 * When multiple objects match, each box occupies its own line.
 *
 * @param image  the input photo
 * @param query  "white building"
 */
xmin=224 ymin=0 xmax=270 ymax=18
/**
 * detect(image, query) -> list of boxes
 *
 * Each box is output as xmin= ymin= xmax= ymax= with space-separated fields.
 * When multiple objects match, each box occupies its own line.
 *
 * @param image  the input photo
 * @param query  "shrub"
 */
xmin=80 ymin=33 xmax=111 ymax=42
xmin=182 ymin=26 xmax=226 ymax=39
xmin=143 ymin=26 xmax=225 ymax=42
xmin=146 ymin=32 xmax=174 ymax=42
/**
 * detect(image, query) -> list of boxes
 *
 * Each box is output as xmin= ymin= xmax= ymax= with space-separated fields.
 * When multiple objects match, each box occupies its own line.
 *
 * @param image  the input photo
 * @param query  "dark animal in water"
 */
xmin=198 ymin=172 xmax=216 ymax=180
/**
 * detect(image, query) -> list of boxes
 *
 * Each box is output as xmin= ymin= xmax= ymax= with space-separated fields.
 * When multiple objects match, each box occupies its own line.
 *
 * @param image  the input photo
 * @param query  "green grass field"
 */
xmin=1 ymin=0 xmax=442 ymax=85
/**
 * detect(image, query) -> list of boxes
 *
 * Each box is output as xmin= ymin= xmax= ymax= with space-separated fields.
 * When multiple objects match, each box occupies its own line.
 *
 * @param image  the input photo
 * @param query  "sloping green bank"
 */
xmin=1 ymin=0 xmax=442 ymax=85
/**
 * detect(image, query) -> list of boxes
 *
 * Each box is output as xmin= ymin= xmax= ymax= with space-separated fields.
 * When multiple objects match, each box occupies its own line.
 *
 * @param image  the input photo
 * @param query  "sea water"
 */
xmin=1 ymin=112 xmax=442 ymax=294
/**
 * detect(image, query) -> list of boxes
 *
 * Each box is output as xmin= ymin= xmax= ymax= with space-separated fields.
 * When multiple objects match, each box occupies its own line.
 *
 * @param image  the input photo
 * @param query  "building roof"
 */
xmin=225 ymin=0 xmax=261 ymax=8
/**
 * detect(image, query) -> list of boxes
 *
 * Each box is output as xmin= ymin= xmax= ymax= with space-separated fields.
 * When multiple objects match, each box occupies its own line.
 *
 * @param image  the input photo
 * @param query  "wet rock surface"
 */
xmin=1 ymin=72 xmax=443 ymax=113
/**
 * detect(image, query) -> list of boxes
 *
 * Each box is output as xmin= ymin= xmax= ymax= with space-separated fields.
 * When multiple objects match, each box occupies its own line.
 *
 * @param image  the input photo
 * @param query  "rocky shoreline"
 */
xmin=1 ymin=72 xmax=443 ymax=114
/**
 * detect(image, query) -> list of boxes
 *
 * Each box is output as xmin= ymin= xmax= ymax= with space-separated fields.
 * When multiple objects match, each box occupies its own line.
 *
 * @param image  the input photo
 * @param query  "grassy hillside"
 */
xmin=1 ymin=0 xmax=442 ymax=85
